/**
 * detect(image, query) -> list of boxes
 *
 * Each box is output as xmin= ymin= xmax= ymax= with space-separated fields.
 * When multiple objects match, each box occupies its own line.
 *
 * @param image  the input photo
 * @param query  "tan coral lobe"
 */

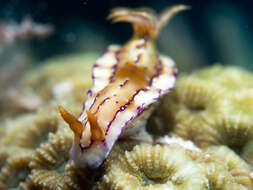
xmin=152 ymin=65 xmax=253 ymax=151
xmin=29 ymin=131 xmax=92 ymax=190
xmin=201 ymin=146 xmax=253 ymax=190
xmin=242 ymin=140 xmax=253 ymax=168
xmin=0 ymin=53 xmax=97 ymax=189
xmin=0 ymin=150 xmax=33 ymax=189
xmin=22 ymin=53 xmax=96 ymax=103
xmin=98 ymin=143 xmax=208 ymax=190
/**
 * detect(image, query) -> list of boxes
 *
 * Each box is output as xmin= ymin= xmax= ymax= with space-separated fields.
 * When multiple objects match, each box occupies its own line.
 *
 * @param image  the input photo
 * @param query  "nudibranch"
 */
xmin=59 ymin=5 xmax=189 ymax=168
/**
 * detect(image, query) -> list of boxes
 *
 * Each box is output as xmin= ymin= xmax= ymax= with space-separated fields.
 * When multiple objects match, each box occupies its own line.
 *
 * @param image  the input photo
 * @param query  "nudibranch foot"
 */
xmin=60 ymin=5 xmax=189 ymax=168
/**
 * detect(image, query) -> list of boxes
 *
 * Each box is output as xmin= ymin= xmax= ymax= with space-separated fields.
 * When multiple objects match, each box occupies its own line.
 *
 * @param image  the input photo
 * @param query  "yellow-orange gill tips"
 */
xmin=86 ymin=110 xmax=105 ymax=141
xmin=108 ymin=4 xmax=190 ymax=39
xmin=58 ymin=106 xmax=83 ymax=137
xmin=157 ymin=5 xmax=191 ymax=31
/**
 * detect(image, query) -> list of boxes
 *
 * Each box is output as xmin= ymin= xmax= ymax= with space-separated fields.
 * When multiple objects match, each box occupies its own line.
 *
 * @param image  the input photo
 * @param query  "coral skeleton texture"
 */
xmin=29 ymin=131 xmax=92 ymax=190
xmin=201 ymin=146 xmax=252 ymax=190
xmin=242 ymin=141 xmax=253 ymax=169
xmin=152 ymin=65 xmax=253 ymax=152
xmin=22 ymin=53 xmax=96 ymax=103
xmin=0 ymin=58 xmax=253 ymax=189
xmin=97 ymin=143 xmax=208 ymax=190
xmin=0 ymin=53 xmax=96 ymax=189
xmin=0 ymin=150 xmax=32 ymax=189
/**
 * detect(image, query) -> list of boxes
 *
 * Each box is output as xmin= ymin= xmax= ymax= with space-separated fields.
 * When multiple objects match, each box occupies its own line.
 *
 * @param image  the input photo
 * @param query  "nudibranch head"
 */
xmin=59 ymin=5 xmax=189 ymax=168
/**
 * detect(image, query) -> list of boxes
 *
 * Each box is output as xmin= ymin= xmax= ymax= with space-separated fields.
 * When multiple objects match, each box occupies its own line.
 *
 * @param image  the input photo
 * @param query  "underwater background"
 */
xmin=0 ymin=0 xmax=253 ymax=72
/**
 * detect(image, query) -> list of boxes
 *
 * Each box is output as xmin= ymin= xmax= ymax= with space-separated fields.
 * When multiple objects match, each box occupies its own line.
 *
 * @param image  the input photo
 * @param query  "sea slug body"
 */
xmin=59 ymin=5 xmax=190 ymax=168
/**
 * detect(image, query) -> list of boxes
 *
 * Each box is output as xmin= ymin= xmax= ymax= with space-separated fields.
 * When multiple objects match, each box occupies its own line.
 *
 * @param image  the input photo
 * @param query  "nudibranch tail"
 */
xmin=108 ymin=4 xmax=190 ymax=39
xmin=86 ymin=110 xmax=105 ymax=141
xmin=58 ymin=106 xmax=83 ymax=137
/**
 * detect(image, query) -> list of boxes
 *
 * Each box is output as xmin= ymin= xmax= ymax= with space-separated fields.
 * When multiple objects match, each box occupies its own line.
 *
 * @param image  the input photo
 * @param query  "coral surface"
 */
xmin=21 ymin=53 xmax=97 ymax=106
xmin=0 ymin=53 xmax=96 ymax=189
xmin=201 ymin=146 xmax=252 ymax=190
xmin=0 ymin=58 xmax=253 ymax=189
xmin=149 ymin=65 xmax=253 ymax=152
xmin=0 ymin=53 xmax=97 ymax=121
xmin=242 ymin=141 xmax=253 ymax=169
xmin=0 ymin=150 xmax=32 ymax=189
xmin=97 ymin=143 xmax=208 ymax=190
xmin=29 ymin=130 xmax=92 ymax=190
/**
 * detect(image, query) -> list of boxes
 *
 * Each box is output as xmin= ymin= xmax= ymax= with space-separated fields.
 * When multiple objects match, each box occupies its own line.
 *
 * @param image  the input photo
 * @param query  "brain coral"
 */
xmin=0 ymin=52 xmax=253 ymax=190
xmin=201 ymin=146 xmax=252 ymax=190
xmin=241 ymin=140 xmax=253 ymax=169
xmin=97 ymin=143 xmax=208 ymax=190
xmin=149 ymin=65 xmax=253 ymax=153
xmin=29 ymin=129 xmax=92 ymax=190
xmin=0 ymin=53 xmax=96 ymax=189
xmin=0 ymin=107 xmax=61 ymax=189
xmin=21 ymin=53 xmax=97 ymax=103
xmin=0 ymin=150 xmax=33 ymax=189
xmin=0 ymin=106 xmax=59 ymax=151
xmin=0 ymin=53 xmax=96 ymax=121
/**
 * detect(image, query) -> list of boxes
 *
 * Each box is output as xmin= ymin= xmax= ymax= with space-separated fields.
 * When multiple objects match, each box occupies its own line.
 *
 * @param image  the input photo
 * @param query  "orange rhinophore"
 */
xmin=59 ymin=106 xmax=83 ymax=137
xmin=86 ymin=110 xmax=105 ymax=141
